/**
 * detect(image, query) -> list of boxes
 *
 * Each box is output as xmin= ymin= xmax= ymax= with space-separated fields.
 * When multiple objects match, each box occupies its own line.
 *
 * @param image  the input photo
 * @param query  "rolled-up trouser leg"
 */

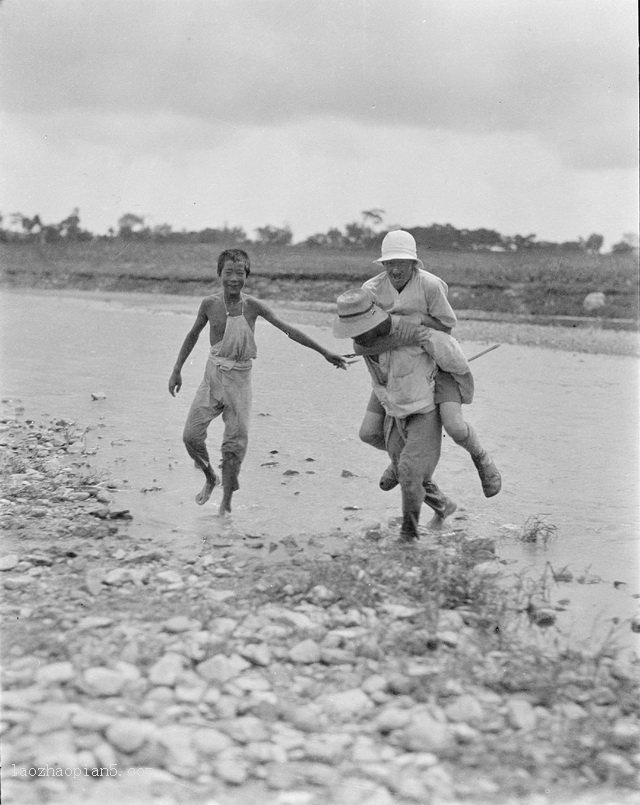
xmin=219 ymin=368 xmax=251 ymax=492
xmin=387 ymin=410 xmax=442 ymax=538
xmin=183 ymin=373 xmax=222 ymax=471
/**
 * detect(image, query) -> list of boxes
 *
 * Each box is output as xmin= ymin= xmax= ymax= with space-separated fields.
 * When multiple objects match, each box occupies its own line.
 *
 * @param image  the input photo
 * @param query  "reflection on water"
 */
xmin=1 ymin=289 xmax=638 ymax=650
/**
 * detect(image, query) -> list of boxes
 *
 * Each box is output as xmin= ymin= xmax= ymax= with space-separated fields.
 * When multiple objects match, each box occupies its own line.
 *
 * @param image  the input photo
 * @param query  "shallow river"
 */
xmin=1 ymin=289 xmax=638 ymax=651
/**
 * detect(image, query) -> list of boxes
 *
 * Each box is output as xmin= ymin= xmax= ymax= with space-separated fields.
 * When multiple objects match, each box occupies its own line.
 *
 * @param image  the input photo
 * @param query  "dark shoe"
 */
xmin=427 ymin=497 xmax=457 ymax=529
xmin=379 ymin=463 xmax=398 ymax=491
xmin=423 ymin=481 xmax=456 ymax=518
xmin=472 ymin=452 xmax=502 ymax=498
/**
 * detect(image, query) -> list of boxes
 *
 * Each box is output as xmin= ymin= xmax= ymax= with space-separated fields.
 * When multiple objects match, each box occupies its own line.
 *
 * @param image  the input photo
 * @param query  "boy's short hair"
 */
xmin=217 ymin=249 xmax=251 ymax=277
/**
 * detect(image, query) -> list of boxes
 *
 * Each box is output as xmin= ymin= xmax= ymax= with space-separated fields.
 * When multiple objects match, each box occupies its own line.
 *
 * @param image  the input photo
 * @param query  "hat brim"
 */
xmin=373 ymin=255 xmax=424 ymax=270
xmin=333 ymin=304 xmax=389 ymax=338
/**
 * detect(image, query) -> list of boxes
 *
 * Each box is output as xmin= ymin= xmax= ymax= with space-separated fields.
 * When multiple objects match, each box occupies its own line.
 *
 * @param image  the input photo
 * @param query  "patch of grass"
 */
xmin=520 ymin=515 xmax=558 ymax=546
xmin=2 ymin=241 xmax=638 ymax=319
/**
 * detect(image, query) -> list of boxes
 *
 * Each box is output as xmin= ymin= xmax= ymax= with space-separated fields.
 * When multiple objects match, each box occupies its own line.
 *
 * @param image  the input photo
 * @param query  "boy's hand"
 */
xmin=324 ymin=352 xmax=347 ymax=370
xmin=168 ymin=368 xmax=182 ymax=396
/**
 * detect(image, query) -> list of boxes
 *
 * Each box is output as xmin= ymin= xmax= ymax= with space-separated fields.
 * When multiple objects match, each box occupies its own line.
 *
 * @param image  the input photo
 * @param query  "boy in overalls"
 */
xmin=169 ymin=249 xmax=346 ymax=515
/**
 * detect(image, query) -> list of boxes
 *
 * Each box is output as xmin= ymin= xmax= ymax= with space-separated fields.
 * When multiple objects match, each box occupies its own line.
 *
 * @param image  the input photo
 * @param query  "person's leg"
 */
xmin=359 ymin=392 xmax=399 ymax=491
xmin=395 ymin=410 xmax=442 ymax=541
xmin=359 ymin=392 xmax=386 ymax=450
xmin=439 ymin=400 xmax=501 ymax=498
xmin=183 ymin=371 xmax=222 ymax=505
xmin=423 ymin=480 xmax=457 ymax=529
xmin=218 ymin=370 xmax=252 ymax=515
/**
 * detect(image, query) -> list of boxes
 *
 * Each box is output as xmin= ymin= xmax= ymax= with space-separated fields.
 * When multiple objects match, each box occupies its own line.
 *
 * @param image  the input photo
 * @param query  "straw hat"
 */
xmin=333 ymin=288 xmax=389 ymax=338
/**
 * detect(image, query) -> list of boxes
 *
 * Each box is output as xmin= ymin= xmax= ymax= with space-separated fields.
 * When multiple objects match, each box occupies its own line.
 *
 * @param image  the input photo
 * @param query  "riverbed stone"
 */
xmin=35 ymin=661 xmax=75 ymax=685
xmin=105 ymin=718 xmax=153 ymax=753
xmin=83 ymin=666 xmax=127 ymax=696
xmin=318 ymin=688 xmax=373 ymax=720
xmin=148 ymin=652 xmax=185 ymax=686
xmin=507 ymin=698 xmax=537 ymax=731
xmin=400 ymin=716 xmax=455 ymax=753
xmin=288 ymin=639 xmax=321 ymax=664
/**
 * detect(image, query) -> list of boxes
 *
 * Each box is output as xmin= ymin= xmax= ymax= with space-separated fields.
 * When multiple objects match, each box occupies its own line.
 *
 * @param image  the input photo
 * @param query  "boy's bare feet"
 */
xmin=194 ymin=464 xmax=218 ymax=505
xmin=218 ymin=497 xmax=232 ymax=516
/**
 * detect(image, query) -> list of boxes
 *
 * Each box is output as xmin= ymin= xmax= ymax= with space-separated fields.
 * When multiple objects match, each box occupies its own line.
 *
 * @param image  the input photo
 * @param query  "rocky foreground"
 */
xmin=1 ymin=412 xmax=639 ymax=805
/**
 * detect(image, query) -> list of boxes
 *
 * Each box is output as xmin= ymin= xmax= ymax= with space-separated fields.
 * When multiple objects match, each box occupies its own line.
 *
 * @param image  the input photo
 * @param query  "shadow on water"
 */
xmin=1 ymin=288 xmax=638 ymax=650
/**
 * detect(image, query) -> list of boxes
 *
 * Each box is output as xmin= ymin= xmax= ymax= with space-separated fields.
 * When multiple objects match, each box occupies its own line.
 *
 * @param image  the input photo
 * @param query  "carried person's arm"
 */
xmin=255 ymin=301 xmax=346 ymax=369
xmin=419 ymin=313 xmax=452 ymax=333
xmin=353 ymin=318 xmax=424 ymax=356
xmin=168 ymin=302 xmax=208 ymax=396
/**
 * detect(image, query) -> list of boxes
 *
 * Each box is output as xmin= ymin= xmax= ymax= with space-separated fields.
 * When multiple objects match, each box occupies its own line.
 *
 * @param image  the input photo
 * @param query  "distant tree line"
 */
xmin=0 ymin=207 xmax=637 ymax=255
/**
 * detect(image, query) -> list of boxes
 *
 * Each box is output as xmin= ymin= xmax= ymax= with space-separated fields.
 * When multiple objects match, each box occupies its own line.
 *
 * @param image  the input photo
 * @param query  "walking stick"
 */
xmin=468 ymin=344 xmax=501 ymax=362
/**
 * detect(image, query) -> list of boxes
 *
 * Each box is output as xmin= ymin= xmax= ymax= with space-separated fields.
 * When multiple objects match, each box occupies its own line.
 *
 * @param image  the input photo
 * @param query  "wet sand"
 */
xmin=1 ymin=287 xmax=639 ymax=648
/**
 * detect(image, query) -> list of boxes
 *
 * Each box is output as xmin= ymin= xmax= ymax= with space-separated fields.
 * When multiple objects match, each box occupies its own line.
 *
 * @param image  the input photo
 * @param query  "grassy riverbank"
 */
xmin=2 ymin=410 xmax=639 ymax=804
xmin=1 ymin=241 xmax=638 ymax=323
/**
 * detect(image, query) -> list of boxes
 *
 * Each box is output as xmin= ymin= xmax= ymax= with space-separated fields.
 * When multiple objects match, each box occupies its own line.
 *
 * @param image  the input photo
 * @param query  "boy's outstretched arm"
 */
xmin=256 ymin=301 xmax=346 ymax=369
xmin=169 ymin=303 xmax=208 ymax=395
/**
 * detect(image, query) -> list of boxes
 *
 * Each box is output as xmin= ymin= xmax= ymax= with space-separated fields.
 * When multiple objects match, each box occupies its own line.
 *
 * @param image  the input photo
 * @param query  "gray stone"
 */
xmin=148 ymin=652 xmax=185 ymax=686
xmin=71 ymin=707 xmax=115 ymax=731
xmin=197 ymin=653 xmax=249 ymax=683
xmin=375 ymin=707 xmax=412 ymax=733
xmin=30 ymin=703 xmax=77 ymax=734
xmin=238 ymin=642 xmax=271 ymax=666
xmin=156 ymin=570 xmax=183 ymax=584
xmin=191 ymin=727 xmax=234 ymax=755
xmin=156 ymin=724 xmax=198 ymax=772
xmin=213 ymin=752 xmax=249 ymax=785
xmin=303 ymin=733 xmax=352 ymax=763
xmin=222 ymin=715 xmax=270 ymax=744
xmin=331 ymin=778 xmax=395 ymax=805
xmin=288 ymin=639 xmax=321 ymax=664
xmin=106 ymin=718 xmax=153 ymax=753
xmin=36 ymin=662 xmax=75 ymax=685
xmin=84 ymin=667 xmax=127 ymax=696
xmin=611 ymin=719 xmax=640 ymax=750
xmin=400 ymin=716 xmax=455 ymax=753
xmin=0 ymin=554 xmax=19 ymax=571
xmin=444 ymin=694 xmax=484 ymax=725
xmin=162 ymin=615 xmax=202 ymax=633
xmin=319 ymin=688 xmax=373 ymax=719
xmin=506 ymin=698 xmax=537 ymax=731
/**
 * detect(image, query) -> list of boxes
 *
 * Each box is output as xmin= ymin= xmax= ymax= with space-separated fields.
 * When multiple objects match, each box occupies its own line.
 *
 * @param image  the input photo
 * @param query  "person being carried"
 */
xmin=169 ymin=248 xmax=346 ymax=515
xmin=334 ymin=288 xmax=458 ymax=542
xmin=359 ymin=229 xmax=501 ymax=498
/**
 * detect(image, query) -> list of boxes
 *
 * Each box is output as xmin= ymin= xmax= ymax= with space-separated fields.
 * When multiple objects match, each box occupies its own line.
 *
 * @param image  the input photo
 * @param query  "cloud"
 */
xmin=1 ymin=0 xmax=637 ymax=169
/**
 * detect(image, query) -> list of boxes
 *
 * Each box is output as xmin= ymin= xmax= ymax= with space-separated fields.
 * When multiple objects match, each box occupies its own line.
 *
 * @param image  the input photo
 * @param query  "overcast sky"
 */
xmin=1 ymin=0 xmax=638 ymax=247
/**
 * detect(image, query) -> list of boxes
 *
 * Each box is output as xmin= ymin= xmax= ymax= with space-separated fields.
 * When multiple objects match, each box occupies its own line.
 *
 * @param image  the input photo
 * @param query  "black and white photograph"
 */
xmin=1 ymin=1 xmax=638 ymax=803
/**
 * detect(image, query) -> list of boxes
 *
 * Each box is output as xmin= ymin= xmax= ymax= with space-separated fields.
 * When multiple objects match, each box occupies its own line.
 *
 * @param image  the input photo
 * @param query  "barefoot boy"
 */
xmin=169 ymin=248 xmax=346 ymax=515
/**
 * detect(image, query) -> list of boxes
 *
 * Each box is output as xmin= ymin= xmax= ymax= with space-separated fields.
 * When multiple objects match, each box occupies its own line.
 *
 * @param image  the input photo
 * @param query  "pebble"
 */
xmin=0 ymin=554 xmax=19 ymax=571
xmin=288 ymin=639 xmax=321 ymax=664
xmin=507 ymin=698 xmax=538 ymax=731
xmin=83 ymin=667 xmax=127 ymax=696
xmin=35 ymin=661 xmax=75 ymax=685
xmin=400 ymin=716 xmax=455 ymax=753
xmin=148 ymin=653 xmax=185 ymax=686
xmin=444 ymin=694 xmax=484 ymax=725
xmin=105 ymin=718 xmax=152 ymax=753
xmin=162 ymin=615 xmax=202 ymax=633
